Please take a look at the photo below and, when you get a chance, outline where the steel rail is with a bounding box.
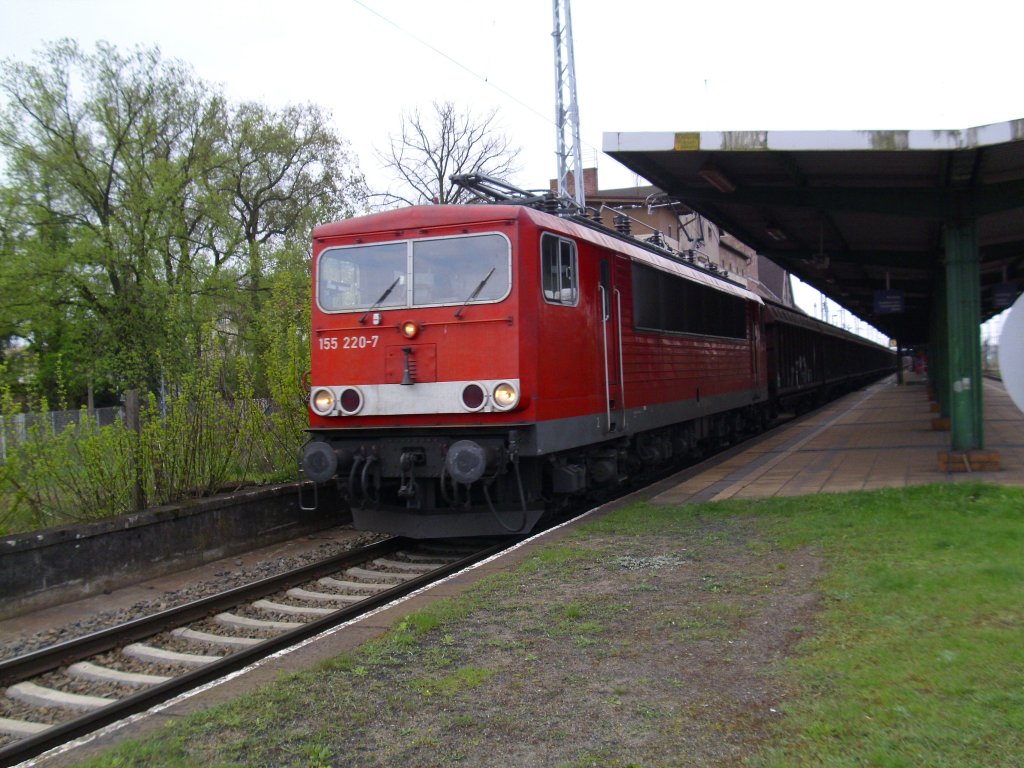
[0,537,510,766]
[0,537,398,688]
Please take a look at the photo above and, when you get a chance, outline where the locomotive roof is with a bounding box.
[314,205,762,305]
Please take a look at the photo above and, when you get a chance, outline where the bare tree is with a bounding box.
[376,101,521,207]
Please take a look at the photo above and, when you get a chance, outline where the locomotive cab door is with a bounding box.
[599,256,628,433]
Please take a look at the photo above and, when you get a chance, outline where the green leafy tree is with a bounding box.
[0,40,368,403]
[208,101,368,393]
[0,40,374,530]
[0,40,227,395]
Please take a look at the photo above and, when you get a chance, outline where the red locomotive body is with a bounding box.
[302,203,771,537]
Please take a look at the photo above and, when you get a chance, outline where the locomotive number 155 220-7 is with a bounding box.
[317,335,379,351]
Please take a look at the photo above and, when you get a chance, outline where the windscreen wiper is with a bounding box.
[359,276,402,324]
[454,267,496,319]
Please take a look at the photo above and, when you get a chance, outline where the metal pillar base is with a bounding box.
[938,450,1000,472]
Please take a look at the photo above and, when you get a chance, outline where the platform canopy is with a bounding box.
[603,120,1024,344]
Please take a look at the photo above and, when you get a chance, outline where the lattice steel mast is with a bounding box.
[552,0,585,210]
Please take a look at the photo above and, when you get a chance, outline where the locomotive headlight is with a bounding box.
[492,382,519,410]
[339,387,364,415]
[400,320,420,339]
[311,387,336,415]
[461,383,486,412]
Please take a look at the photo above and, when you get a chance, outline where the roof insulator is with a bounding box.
[541,193,561,214]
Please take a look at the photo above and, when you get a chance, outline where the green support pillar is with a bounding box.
[943,219,984,451]
[930,274,949,416]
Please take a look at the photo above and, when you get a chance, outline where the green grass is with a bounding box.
[75,483,1023,767]
[739,483,1024,767]
[411,665,494,698]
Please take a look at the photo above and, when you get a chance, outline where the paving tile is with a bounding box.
[652,376,1024,505]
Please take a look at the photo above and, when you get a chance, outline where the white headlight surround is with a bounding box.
[311,387,337,415]
[492,381,519,411]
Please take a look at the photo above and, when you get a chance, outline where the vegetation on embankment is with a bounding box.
[0,357,307,535]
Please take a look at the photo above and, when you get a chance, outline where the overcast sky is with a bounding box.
[2,0,1019,340]
[2,0,1020,194]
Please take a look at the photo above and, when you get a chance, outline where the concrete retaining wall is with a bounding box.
[1,483,348,619]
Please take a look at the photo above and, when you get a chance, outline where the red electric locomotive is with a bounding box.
[301,198,771,537]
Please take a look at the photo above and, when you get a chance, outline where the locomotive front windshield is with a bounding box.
[317,233,510,312]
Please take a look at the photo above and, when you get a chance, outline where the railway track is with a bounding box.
[0,536,510,766]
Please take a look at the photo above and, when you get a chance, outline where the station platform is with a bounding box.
[653,374,1024,506]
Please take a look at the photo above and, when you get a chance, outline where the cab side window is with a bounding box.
[541,233,578,305]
